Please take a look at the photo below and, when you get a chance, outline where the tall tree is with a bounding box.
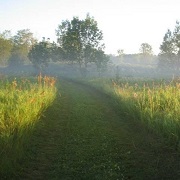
[158,29,176,69]
[117,49,124,63]
[0,35,12,66]
[28,38,52,73]
[56,17,82,64]
[173,21,180,70]
[0,30,12,39]
[139,43,153,64]
[139,43,153,55]
[56,14,107,75]
[9,29,37,66]
[50,41,64,62]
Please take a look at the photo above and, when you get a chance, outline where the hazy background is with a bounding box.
[1,0,180,55]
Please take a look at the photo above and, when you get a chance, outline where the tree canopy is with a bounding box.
[28,38,53,72]
[159,21,180,70]
[0,36,12,66]
[9,29,37,66]
[56,14,108,75]
[139,43,153,55]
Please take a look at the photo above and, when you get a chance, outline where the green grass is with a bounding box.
[86,77,180,147]
[1,77,180,179]
[0,75,56,177]
[14,79,180,179]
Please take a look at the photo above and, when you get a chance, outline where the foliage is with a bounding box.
[9,29,36,66]
[159,21,180,70]
[139,43,153,55]
[117,49,124,63]
[50,41,64,62]
[0,75,56,176]
[0,36,13,66]
[28,38,52,72]
[139,43,154,64]
[13,79,180,179]
[173,21,180,69]
[87,77,180,146]
[56,14,108,75]
[159,29,176,69]
[0,30,12,39]
[58,17,83,64]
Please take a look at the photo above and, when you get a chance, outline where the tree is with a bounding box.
[56,14,107,75]
[117,49,124,63]
[0,36,12,66]
[139,43,153,55]
[28,38,52,73]
[158,29,176,69]
[0,30,12,39]
[56,17,83,64]
[9,29,37,66]
[173,21,180,70]
[139,43,153,64]
[94,49,109,76]
[50,41,64,62]
[158,21,180,71]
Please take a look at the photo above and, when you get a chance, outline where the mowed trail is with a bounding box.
[18,79,180,180]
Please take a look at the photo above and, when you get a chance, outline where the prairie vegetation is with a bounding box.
[0,12,180,179]
[0,74,56,176]
[15,79,180,179]
[87,77,180,147]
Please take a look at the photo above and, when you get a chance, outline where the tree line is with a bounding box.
[159,21,180,71]
[0,14,108,76]
[0,29,36,66]
[117,21,180,71]
[0,15,180,74]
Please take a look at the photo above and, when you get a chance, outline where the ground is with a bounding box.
[15,79,180,180]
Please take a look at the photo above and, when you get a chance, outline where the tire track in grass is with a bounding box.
[17,79,180,180]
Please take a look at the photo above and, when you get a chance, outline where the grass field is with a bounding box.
[87,77,180,147]
[0,74,56,176]
[0,76,180,179]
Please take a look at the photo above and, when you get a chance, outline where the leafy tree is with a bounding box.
[9,29,36,66]
[93,49,109,76]
[158,29,176,69]
[81,14,104,65]
[56,14,107,75]
[139,43,153,55]
[0,31,13,66]
[50,41,64,62]
[139,43,153,64]
[0,30,12,39]
[28,38,52,73]
[158,21,180,71]
[117,49,124,63]
[56,17,82,64]
[173,21,180,70]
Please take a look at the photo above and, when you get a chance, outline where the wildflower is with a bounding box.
[133,93,138,98]
[12,79,17,88]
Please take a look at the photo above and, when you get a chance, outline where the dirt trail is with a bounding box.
[18,79,180,180]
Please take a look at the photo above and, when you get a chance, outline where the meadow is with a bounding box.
[0,74,57,176]
[0,62,179,178]
[87,77,180,147]
[0,71,180,179]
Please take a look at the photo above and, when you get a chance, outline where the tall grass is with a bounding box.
[112,78,180,145]
[87,77,180,147]
[0,74,57,176]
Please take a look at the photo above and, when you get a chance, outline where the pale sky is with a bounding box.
[0,0,180,55]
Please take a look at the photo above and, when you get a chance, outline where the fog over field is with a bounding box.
[0,1,180,79]
[0,1,180,179]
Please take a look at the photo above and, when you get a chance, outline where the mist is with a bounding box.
[0,55,179,81]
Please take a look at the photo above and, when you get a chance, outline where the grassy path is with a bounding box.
[17,79,180,179]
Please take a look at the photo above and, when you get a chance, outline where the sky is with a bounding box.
[0,0,180,55]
